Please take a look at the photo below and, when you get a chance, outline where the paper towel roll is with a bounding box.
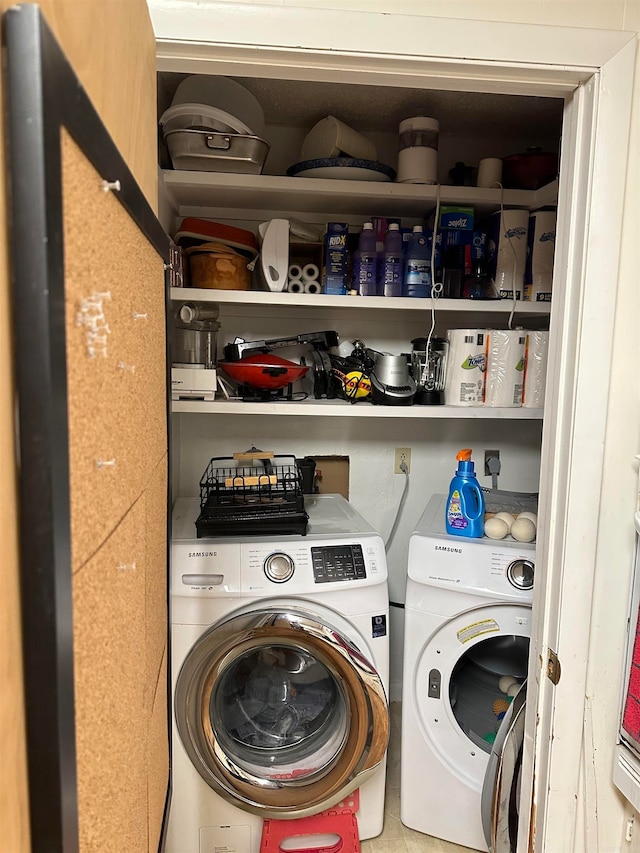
[488,209,529,300]
[444,329,489,406]
[476,157,503,188]
[288,264,302,280]
[524,211,556,302]
[523,330,549,408]
[304,280,321,294]
[484,329,527,407]
[302,263,320,282]
[287,279,304,293]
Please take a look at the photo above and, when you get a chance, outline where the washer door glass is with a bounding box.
[449,635,529,755]
[174,606,388,818]
[212,644,348,780]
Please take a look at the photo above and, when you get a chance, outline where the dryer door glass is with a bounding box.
[174,606,389,818]
[449,635,529,754]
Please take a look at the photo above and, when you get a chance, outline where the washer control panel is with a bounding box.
[264,552,295,583]
[311,544,366,583]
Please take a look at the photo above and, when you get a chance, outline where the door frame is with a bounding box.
[149,4,636,849]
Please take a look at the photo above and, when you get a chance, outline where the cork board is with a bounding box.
[145,453,169,709]
[73,497,148,853]
[61,130,167,572]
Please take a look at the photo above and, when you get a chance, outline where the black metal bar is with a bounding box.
[3,5,171,850]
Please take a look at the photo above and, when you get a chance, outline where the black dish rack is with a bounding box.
[196,454,309,538]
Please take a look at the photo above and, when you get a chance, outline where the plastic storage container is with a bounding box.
[397,116,439,184]
[382,223,403,297]
[404,226,432,297]
[353,222,379,296]
[445,449,485,538]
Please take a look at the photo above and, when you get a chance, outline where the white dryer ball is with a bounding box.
[499,675,517,694]
[484,517,510,540]
[517,511,538,527]
[494,511,515,531]
[511,517,536,543]
[507,682,521,698]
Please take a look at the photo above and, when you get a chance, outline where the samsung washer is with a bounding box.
[166,494,390,853]
[401,495,534,852]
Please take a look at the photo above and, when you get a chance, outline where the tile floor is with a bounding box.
[361,703,470,853]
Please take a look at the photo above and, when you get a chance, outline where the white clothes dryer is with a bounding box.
[401,495,534,852]
[166,494,390,853]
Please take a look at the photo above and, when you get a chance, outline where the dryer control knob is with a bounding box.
[264,552,295,583]
[506,558,535,590]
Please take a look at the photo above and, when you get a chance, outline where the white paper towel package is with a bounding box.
[523,330,550,408]
[524,211,556,302]
[488,209,529,300]
[444,329,489,406]
[484,329,527,407]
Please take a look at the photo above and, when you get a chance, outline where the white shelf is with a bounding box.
[170,287,552,317]
[172,398,543,419]
[162,170,558,219]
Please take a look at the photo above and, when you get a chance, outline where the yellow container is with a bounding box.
[186,242,252,290]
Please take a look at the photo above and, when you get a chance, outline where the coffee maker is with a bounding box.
[171,302,220,401]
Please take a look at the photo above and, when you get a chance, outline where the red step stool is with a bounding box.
[260,790,360,853]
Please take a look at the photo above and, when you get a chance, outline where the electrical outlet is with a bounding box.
[484,449,500,476]
[394,447,411,474]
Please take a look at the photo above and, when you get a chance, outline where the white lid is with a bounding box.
[171,76,265,138]
[301,115,377,161]
[388,223,400,231]
[159,102,252,135]
[399,116,439,133]
[412,225,424,232]
[363,221,374,230]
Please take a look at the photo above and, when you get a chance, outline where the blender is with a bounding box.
[411,337,448,405]
[171,302,220,401]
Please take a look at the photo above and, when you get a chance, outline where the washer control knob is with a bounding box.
[506,558,535,590]
[264,553,295,583]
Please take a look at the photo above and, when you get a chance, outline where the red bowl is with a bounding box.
[220,353,309,390]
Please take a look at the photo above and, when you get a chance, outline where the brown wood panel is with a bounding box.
[73,497,148,853]
[0,0,157,847]
[145,454,169,709]
[62,131,167,572]
[148,649,168,853]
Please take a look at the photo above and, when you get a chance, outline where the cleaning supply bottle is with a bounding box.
[445,448,485,537]
[404,225,432,298]
[352,221,379,296]
[382,223,403,297]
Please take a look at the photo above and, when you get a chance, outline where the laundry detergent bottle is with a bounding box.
[445,448,485,538]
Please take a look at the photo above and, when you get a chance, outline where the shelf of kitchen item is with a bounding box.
[170,287,552,317]
[172,399,543,419]
[162,170,558,219]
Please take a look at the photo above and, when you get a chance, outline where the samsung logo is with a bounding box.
[435,545,463,554]
[188,551,217,558]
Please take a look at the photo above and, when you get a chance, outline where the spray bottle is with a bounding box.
[445,448,485,538]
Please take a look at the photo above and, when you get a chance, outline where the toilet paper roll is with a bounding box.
[484,329,527,407]
[444,329,489,406]
[287,279,304,293]
[476,157,503,188]
[304,280,321,294]
[288,264,302,280]
[302,263,319,282]
[524,211,556,302]
[488,209,529,300]
[523,330,549,408]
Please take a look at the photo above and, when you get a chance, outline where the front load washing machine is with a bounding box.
[400,495,535,852]
[167,494,390,853]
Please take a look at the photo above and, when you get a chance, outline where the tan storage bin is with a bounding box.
[186,242,252,290]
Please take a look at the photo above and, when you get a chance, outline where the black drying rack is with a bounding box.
[196,453,308,538]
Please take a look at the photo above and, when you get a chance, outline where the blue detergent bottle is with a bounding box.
[445,448,485,538]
